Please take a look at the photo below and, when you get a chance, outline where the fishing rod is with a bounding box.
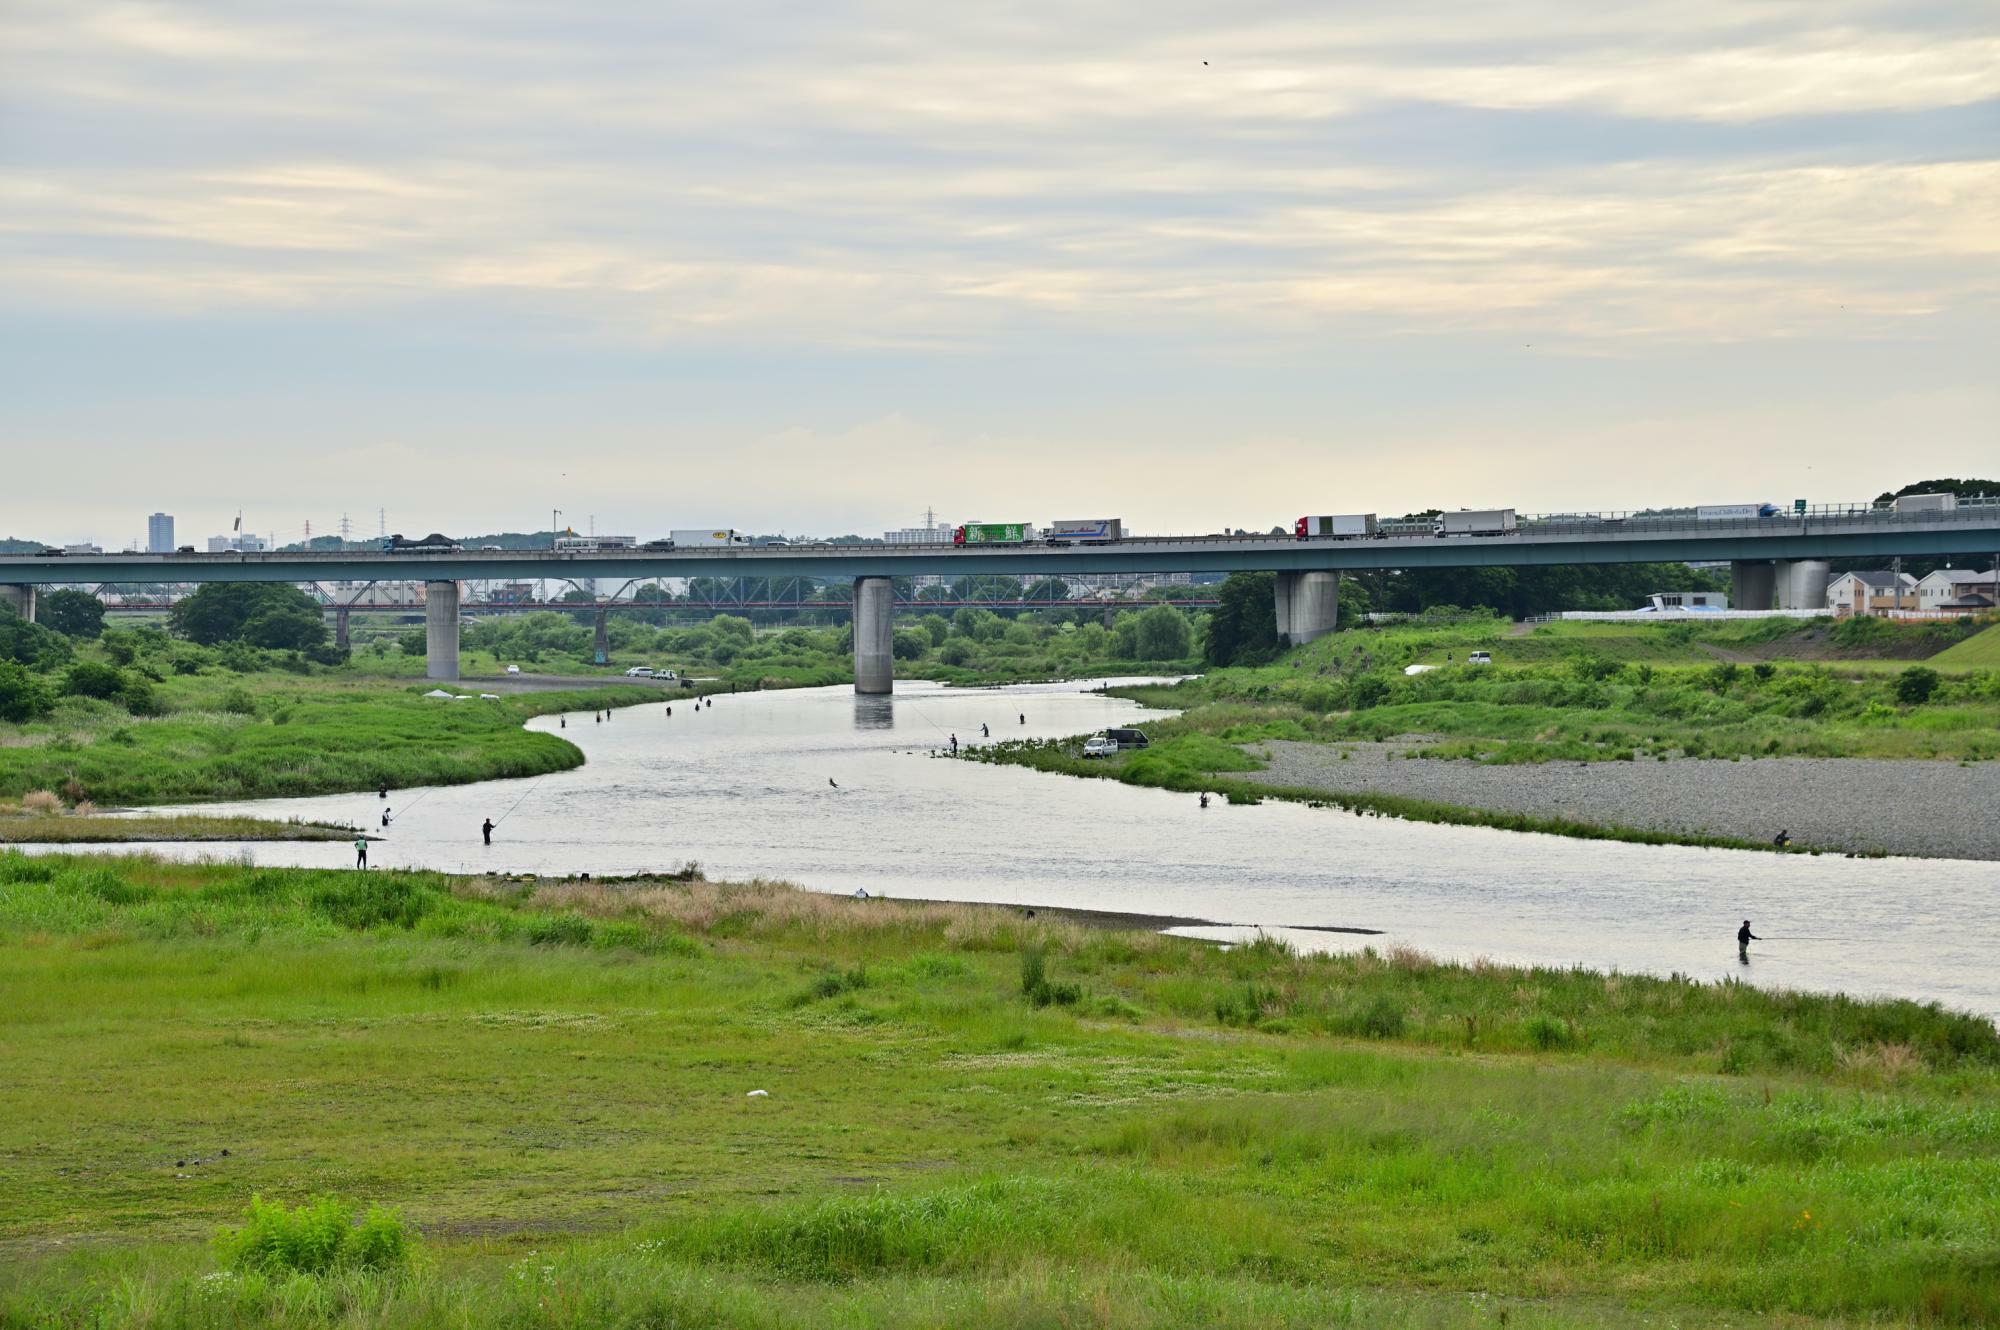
[490,773,550,828]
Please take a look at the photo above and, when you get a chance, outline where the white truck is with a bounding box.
[1045,518,1123,544]
[1295,514,1377,540]
[1437,509,1518,537]
[1696,503,1780,520]
[667,529,753,548]
[1893,492,1957,515]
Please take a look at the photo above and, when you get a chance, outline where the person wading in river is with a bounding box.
[1738,919,1760,962]
[482,817,494,846]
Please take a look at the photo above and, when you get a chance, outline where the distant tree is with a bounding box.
[170,583,326,647]
[396,628,428,656]
[709,614,755,647]
[38,590,106,639]
[891,629,930,661]
[1876,478,2000,503]
[919,614,950,647]
[1023,577,1069,604]
[240,602,328,652]
[1203,572,1279,666]
[1132,605,1194,661]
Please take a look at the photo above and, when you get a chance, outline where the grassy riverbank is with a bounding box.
[2,852,1996,1328]
[0,808,353,843]
[0,672,659,809]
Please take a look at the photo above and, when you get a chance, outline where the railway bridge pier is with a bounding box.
[0,585,34,622]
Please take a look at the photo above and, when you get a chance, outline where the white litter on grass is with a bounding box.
[1403,664,1438,676]
[745,1089,769,1098]
[422,689,457,698]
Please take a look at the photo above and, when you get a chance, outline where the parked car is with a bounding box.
[1081,734,1119,759]
[1467,651,1493,665]
[624,666,655,677]
[505,664,521,675]
[1105,727,1150,750]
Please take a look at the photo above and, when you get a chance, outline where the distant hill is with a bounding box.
[1,538,48,553]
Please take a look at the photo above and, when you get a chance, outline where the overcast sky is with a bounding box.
[3,0,1996,546]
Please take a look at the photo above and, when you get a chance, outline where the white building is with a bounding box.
[206,533,270,553]
[1643,590,1728,611]
[884,525,954,545]
[1827,570,1916,612]
[1916,568,1999,612]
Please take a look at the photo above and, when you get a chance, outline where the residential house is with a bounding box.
[1826,570,1916,613]
[1915,568,1999,613]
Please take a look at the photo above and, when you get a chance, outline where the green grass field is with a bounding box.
[1,853,1996,1328]
[0,673,659,807]
[1932,623,2000,668]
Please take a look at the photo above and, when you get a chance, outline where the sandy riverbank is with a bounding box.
[1241,740,2000,861]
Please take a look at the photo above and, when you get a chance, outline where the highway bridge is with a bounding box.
[7,499,1999,691]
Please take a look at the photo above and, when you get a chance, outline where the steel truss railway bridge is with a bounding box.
[7,499,1999,692]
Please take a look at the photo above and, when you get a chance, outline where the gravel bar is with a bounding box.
[1242,741,2000,862]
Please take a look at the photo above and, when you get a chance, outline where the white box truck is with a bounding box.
[1696,503,1780,520]
[1893,492,1957,515]
[668,529,752,547]
[1295,514,1378,540]
[1438,509,1517,537]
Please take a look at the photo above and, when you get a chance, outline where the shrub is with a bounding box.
[1344,994,1406,1038]
[0,660,55,722]
[215,1194,412,1276]
[61,661,126,700]
[1525,1014,1574,1050]
[1896,666,1941,706]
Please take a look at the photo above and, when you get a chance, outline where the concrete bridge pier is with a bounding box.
[0,585,34,622]
[334,607,351,650]
[1276,571,1338,645]
[424,580,460,681]
[1776,559,1831,611]
[854,576,894,695]
[593,608,609,666]
[1730,562,1776,612]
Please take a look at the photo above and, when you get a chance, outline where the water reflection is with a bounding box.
[852,695,895,730]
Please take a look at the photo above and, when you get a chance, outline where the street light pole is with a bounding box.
[551,509,562,551]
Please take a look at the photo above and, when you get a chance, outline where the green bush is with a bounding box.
[215,1193,412,1275]
[1896,666,1941,706]
[0,660,54,722]
[62,661,126,700]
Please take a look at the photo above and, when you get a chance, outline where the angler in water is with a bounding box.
[1738,919,1761,961]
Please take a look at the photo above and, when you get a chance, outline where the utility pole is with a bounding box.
[551,509,562,550]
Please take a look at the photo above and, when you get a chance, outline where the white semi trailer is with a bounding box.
[1438,509,1518,537]
[1294,514,1378,539]
[667,529,753,548]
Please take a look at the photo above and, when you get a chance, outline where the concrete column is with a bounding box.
[1273,572,1298,645]
[854,576,894,695]
[424,580,460,682]
[334,607,351,650]
[1730,562,1776,612]
[1775,560,1831,611]
[0,585,34,622]
[1291,571,1340,644]
[592,608,609,666]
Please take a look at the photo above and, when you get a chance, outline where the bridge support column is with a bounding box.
[593,608,609,666]
[424,580,460,682]
[1275,571,1337,645]
[0,585,34,622]
[854,576,893,695]
[1730,562,1776,612]
[1274,572,1297,644]
[334,607,350,650]
[1775,559,1831,611]
[1291,571,1339,645]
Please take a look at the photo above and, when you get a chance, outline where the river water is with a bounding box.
[44,680,2000,1018]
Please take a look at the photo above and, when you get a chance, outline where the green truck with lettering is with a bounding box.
[953,522,1030,546]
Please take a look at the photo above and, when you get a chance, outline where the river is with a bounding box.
[41,679,2000,1018]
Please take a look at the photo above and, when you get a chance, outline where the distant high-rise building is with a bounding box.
[147,512,175,552]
